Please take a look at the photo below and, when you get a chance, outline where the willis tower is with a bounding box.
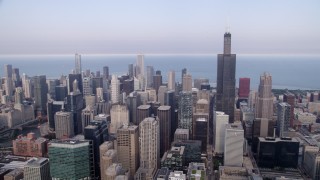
[216,30,236,123]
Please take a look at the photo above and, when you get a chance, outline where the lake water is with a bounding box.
[0,54,319,90]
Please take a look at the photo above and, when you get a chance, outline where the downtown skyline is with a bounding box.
[0,0,319,54]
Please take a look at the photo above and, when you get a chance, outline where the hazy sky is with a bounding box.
[0,0,319,54]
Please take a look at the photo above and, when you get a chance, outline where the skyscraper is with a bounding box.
[224,123,244,167]
[238,77,250,98]
[34,75,48,114]
[110,104,129,134]
[136,117,160,179]
[4,64,13,97]
[117,125,139,179]
[146,66,154,88]
[168,71,176,91]
[68,73,83,94]
[136,54,144,77]
[103,66,109,80]
[277,102,291,137]
[181,68,187,86]
[255,72,273,120]
[213,111,229,154]
[49,140,92,179]
[157,106,171,157]
[153,70,162,94]
[136,105,151,125]
[75,53,82,74]
[55,110,74,139]
[216,31,236,123]
[178,91,193,133]
[283,92,295,127]
[182,74,192,92]
[111,75,120,104]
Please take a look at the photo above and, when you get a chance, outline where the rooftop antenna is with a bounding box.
[226,17,230,33]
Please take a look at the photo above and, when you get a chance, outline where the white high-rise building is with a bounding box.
[213,111,229,154]
[224,123,244,167]
[168,71,175,91]
[22,73,32,98]
[136,54,144,77]
[136,117,160,179]
[110,104,129,134]
[96,87,104,101]
[75,53,82,74]
[111,75,120,104]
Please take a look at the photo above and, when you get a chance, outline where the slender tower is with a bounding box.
[75,53,82,74]
[216,30,236,123]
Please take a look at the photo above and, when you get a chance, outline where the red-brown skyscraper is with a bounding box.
[239,78,250,98]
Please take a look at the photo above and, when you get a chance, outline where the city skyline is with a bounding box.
[0,1,319,54]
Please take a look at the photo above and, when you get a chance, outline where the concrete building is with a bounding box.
[48,139,92,180]
[101,150,118,180]
[137,117,160,179]
[277,102,291,137]
[136,105,151,126]
[105,163,125,180]
[216,31,236,123]
[117,125,139,179]
[302,145,320,180]
[168,71,175,91]
[224,123,244,167]
[213,111,229,154]
[283,92,295,127]
[255,72,273,120]
[157,86,168,105]
[174,129,189,141]
[82,77,93,96]
[81,106,97,132]
[153,71,162,94]
[146,88,157,102]
[54,111,74,139]
[24,158,50,180]
[157,106,171,157]
[146,66,154,88]
[111,75,120,104]
[110,104,129,134]
[238,78,250,99]
[12,133,48,157]
[182,74,192,92]
[136,54,145,77]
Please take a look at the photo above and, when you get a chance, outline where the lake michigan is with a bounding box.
[0,54,319,90]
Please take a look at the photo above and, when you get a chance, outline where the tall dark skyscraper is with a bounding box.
[34,75,48,115]
[216,31,236,123]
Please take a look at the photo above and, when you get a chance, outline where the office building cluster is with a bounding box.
[0,31,319,180]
